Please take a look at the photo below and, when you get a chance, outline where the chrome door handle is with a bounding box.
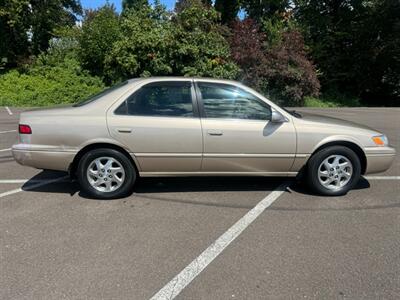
[207,130,223,136]
[117,128,132,133]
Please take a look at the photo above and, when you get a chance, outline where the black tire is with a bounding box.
[77,148,136,199]
[307,146,361,196]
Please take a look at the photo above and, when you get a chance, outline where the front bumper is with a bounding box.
[364,146,396,174]
[12,145,76,171]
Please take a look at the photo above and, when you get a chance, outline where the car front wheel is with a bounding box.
[77,148,136,199]
[307,146,361,196]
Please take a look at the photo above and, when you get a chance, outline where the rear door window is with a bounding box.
[115,81,194,117]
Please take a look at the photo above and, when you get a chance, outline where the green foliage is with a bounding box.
[294,0,400,105]
[171,0,239,78]
[105,1,238,81]
[241,0,289,22]
[1,0,398,107]
[215,0,240,24]
[104,5,174,80]
[0,0,81,66]
[0,48,105,107]
[0,0,31,67]
[78,5,121,82]
[122,0,149,11]
[304,95,360,108]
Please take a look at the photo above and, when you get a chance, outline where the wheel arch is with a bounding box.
[69,143,140,177]
[308,141,367,175]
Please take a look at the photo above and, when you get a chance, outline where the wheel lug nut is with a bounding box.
[107,170,111,173]
[104,178,107,181]
[109,175,112,178]
[101,169,105,172]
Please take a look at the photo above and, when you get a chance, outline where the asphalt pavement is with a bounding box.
[0,106,399,299]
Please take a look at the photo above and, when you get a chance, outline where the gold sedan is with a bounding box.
[12,77,396,199]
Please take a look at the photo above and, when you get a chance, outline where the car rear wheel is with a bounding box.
[77,148,136,199]
[307,146,361,196]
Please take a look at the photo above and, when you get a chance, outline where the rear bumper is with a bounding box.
[364,146,396,174]
[12,145,76,171]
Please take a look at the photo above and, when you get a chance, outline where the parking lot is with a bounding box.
[1,106,399,299]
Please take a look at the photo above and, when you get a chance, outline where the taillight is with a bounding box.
[19,124,32,134]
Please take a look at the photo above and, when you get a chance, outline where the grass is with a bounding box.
[304,95,361,108]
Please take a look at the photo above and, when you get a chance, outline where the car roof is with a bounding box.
[127,76,242,86]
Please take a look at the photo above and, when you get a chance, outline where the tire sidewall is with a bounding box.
[77,148,136,199]
[307,146,361,196]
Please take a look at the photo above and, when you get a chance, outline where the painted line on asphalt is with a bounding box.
[0,130,17,134]
[150,182,290,300]
[365,176,400,180]
[0,179,32,184]
[0,176,69,198]
[0,148,11,152]
[5,106,13,115]
[0,179,70,184]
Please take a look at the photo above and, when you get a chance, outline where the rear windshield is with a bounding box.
[73,81,128,107]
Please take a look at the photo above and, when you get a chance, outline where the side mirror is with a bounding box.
[270,111,287,123]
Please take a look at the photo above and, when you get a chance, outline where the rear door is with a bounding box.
[196,81,296,173]
[107,80,203,173]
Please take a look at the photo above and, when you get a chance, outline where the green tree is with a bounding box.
[171,0,239,78]
[122,0,148,11]
[106,1,238,81]
[104,4,173,80]
[241,0,289,22]
[294,0,400,105]
[0,0,31,68]
[215,0,240,24]
[30,0,82,55]
[78,4,121,82]
[0,0,81,66]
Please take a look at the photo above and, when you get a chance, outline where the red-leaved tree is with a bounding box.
[230,18,320,106]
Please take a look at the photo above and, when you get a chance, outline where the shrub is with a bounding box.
[229,19,266,87]
[0,58,105,107]
[261,30,320,106]
[230,19,319,106]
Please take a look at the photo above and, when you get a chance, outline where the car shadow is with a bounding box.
[21,170,371,200]
[289,176,371,196]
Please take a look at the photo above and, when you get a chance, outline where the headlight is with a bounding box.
[372,134,389,146]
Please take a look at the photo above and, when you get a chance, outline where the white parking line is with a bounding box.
[365,176,400,180]
[0,130,17,134]
[0,179,31,184]
[0,148,11,152]
[5,106,13,115]
[0,179,71,184]
[150,182,289,300]
[0,176,69,198]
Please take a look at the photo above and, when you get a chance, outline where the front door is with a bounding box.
[196,81,296,174]
[107,80,202,173]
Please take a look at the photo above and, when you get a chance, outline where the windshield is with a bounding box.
[73,81,128,107]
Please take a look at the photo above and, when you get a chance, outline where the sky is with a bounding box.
[80,0,177,12]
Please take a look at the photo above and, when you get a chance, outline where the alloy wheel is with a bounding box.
[86,156,126,193]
